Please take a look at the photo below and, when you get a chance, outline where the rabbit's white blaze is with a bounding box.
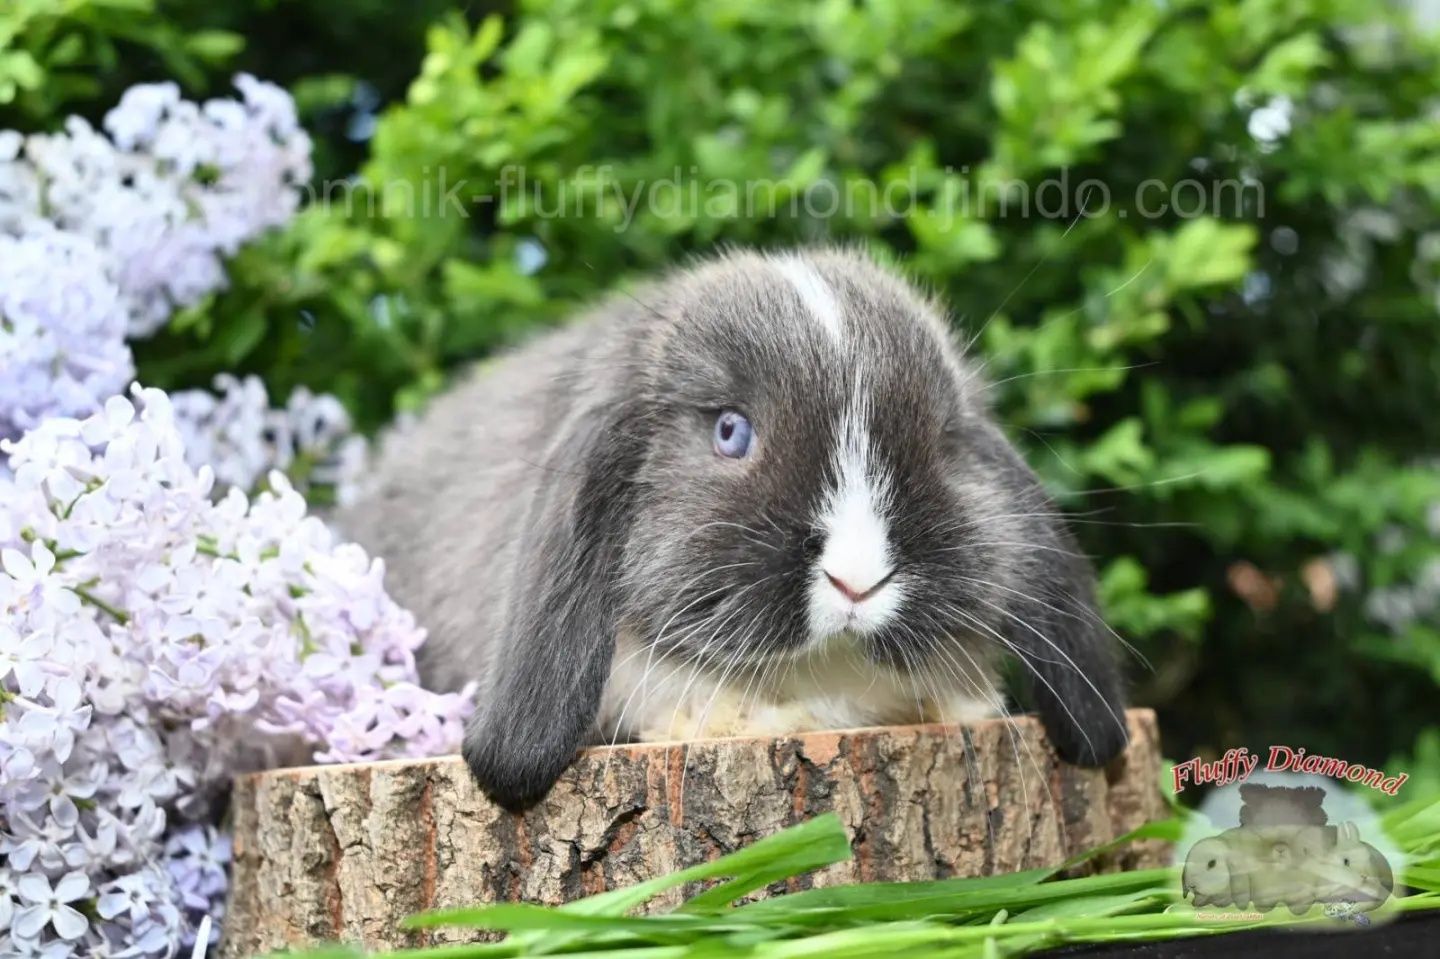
[773,255,844,342]
[808,404,902,641]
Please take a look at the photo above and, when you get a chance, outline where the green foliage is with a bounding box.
[0,0,456,178]
[0,0,239,118]
[289,799,1440,957]
[6,0,1440,783]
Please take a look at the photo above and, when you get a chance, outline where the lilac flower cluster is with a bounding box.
[172,375,368,505]
[0,227,133,440]
[0,76,310,441]
[0,387,474,955]
[1,76,311,337]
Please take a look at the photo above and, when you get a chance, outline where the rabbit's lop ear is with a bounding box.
[966,424,1128,767]
[462,401,647,809]
[979,429,1134,766]
[1012,525,1129,767]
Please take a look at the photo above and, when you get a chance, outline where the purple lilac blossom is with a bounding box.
[0,76,311,446]
[1,78,438,957]
[171,374,367,506]
[1,76,312,339]
[0,386,474,955]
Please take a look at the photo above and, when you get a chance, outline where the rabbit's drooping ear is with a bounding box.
[462,402,647,809]
[1010,546,1129,767]
[973,425,1129,766]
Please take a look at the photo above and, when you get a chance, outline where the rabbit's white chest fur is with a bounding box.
[602,630,1000,743]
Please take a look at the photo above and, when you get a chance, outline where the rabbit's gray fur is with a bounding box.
[338,247,1127,808]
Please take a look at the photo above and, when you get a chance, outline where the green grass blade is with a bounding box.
[1054,814,1189,871]
[404,904,722,936]
[401,814,851,956]
[735,867,1175,927]
[407,814,851,932]
[1007,889,1173,923]
[386,936,530,957]
[1402,864,1440,892]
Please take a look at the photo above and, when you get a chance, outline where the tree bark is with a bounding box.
[222,709,1168,956]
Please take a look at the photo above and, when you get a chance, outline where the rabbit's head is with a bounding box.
[1182,836,1235,906]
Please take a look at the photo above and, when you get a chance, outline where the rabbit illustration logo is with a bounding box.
[1180,784,1395,917]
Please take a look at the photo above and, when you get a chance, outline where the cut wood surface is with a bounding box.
[222,709,1168,956]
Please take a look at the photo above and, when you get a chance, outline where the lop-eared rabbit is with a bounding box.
[339,248,1127,808]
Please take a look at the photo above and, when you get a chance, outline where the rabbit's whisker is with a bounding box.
[956,574,1148,670]
[906,632,1017,850]
[927,507,1195,536]
[970,594,1128,743]
[661,573,781,740]
[979,362,1155,393]
[936,540,1092,561]
[910,623,1055,822]
[606,561,766,742]
[610,560,757,672]
[937,600,1102,762]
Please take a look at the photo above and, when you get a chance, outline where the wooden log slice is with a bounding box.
[222,709,1168,955]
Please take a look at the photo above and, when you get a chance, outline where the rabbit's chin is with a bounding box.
[598,629,1001,744]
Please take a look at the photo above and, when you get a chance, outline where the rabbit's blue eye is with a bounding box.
[713,410,753,458]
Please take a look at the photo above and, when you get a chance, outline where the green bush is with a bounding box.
[0,1,228,119]
[7,0,1440,788]
[0,0,460,176]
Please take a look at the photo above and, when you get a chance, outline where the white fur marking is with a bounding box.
[807,400,901,639]
[775,256,844,342]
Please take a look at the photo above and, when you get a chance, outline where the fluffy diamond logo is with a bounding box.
[1176,772,1401,927]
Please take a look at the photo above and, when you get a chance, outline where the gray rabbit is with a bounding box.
[337,248,1128,807]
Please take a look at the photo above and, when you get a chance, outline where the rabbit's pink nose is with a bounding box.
[825,569,893,604]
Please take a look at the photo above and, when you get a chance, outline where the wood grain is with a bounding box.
[222,709,1167,955]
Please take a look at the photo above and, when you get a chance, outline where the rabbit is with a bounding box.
[1183,824,1331,913]
[1312,821,1394,909]
[1243,824,1335,913]
[1181,836,1236,907]
[337,247,1129,808]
